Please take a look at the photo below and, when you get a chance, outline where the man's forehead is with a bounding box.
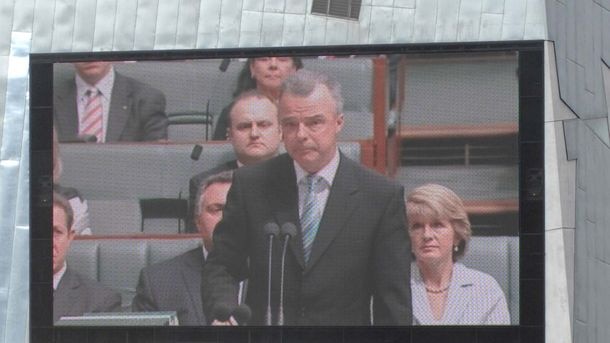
[231,98,277,120]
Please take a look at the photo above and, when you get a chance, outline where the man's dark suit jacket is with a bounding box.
[53,268,121,323]
[202,153,412,325]
[132,247,206,325]
[187,160,239,232]
[54,72,168,142]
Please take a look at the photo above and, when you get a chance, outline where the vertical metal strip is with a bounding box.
[0,31,30,343]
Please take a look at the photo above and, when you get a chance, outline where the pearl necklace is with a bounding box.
[425,285,450,294]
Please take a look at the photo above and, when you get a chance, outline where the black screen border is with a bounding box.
[29,41,545,343]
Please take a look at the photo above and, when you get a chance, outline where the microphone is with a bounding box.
[232,304,252,325]
[212,303,233,322]
[263,222,279,325]
[277,222,297,325]
[190,144,203,161]
[219,58,231,72]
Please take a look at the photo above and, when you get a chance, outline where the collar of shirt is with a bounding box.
[293,148,340,187]
[53,262,67,290]
[75,66,115,100]
[202,244,209,261]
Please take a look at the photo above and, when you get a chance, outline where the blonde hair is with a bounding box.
[405,183,471,261]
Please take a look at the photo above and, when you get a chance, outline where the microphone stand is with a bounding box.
[278,222,297,325]
[263,222,279,325]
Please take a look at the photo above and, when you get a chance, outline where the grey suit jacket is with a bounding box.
[53,268,122,323]
[202,152,412,325]
[132,247,206,326]
[411,262,510,325]
[54,72,168,142]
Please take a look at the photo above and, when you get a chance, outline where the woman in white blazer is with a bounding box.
[405,184,510,325]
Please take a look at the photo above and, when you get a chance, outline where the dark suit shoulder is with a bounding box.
[142,247,203,278]
[62,268,122,310]
[67,269,119,296]
[114,72,165,98]
[190,160,238,188]
[342,155,402,193]
[234,153,292,180]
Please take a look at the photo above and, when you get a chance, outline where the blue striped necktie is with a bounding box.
[301,174,322,263]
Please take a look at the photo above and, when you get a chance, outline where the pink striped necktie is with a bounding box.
[80,88,103,142]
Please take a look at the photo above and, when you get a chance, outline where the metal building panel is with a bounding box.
[196,0,222,48]
[51,0,75,52]
[394,0,416,8]
[218,0,243,48]
[133,0,160,50]
[413,0,437,42]
[354,4,372,43]
[303,14,327,45]
[282,13,306,46]
[0,31,29,343]
[435,0,459,42]
[91,0,118,51]
[0,0,15,56]
[501,0,526,40]
[575,0,591,67]
[285,0,307,14]
[4,226,28,343]
[480,13,503,41]
[71,0,99,51]
[113,0,138,50]
[482,0,504,14]
[457,0,482,42]
[604,9,610,64]
[391,7,415,43]
[265,0,286,12]
[369,5,393,43]
[565,0,576,62]
[325,19,349,45]
[373,0,394,6]
[11,0,35,33]
[260,12,285,46]
[243,0,264,11]
[240,10,263,47]
[153,0,181,49]
[524,0,547,39]
[0,56,7,141]
[30,0,55,53]
[584,118,610,147]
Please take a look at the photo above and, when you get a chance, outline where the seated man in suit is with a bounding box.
[54,61,168,142]
[132,171,233,325]
[53,191,121,323]
[187,90,282,230]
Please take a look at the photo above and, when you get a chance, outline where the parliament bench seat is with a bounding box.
[66,235,518,323]
[67,236,202,310]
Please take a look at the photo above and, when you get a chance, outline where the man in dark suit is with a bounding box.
[187,90,282,231]
[132,171,233,325]
[202,70,412,326]
[54,61,168,142]
[53,192,121,323]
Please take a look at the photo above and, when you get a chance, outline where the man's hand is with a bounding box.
[211,317,238,325]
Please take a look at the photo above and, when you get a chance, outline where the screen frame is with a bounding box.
[29,41,545,342]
